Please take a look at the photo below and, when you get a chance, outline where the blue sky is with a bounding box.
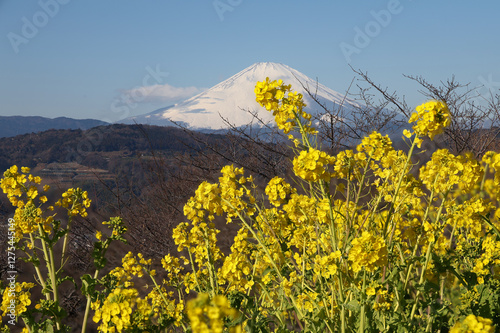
[1,0,499,122]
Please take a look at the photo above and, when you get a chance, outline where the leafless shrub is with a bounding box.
[297,74,402,153]
[351,68,500,157]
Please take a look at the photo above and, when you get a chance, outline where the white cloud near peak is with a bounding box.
[121,83,205,105]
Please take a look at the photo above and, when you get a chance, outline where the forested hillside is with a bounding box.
[0,124,226,176]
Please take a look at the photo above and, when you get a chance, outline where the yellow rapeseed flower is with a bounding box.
[293,148,335,182]
[409,100,450,140]
[187,293,241,333]
[450,314,495,333]
[348,231,388,273]
[0,282,35,317]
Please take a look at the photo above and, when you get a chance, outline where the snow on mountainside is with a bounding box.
[121,62,360,130]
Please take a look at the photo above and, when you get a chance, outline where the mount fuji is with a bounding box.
[121,62,360,130]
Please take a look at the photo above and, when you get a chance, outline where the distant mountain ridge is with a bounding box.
[0,123,227,175]
[0,116,108,138]
[121,62,361,130]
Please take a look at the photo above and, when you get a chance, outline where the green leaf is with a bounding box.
[56,275,76,289]
[345,299,360,312]
[45,323,54,333]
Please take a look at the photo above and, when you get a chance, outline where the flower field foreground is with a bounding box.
[1,79,500,332]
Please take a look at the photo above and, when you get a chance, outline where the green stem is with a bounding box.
[81,269,99,333]
[294,110,313,149]
[149,271,170,313]
[350,157,371,226]
[480,214,500,239]
[149,267,189,332]
[38,227,52,282]
[187,248,202,293]
[318,180,339,252]
[448,218,458,248]
[21,318,32,333]
[359,270,367,333]
[480,164,488,192]
[403,180,440,292]
[28,233,50,300]
[203,228,219,296]
[47,246,59,302]
[60,215,73,269]
[338,273,346,333]
[383,137,418,237]
[425,310,433,332]
[409,197,446,321]
[38,225,61,330]
[47,246,61,330]
[409,239,434,321]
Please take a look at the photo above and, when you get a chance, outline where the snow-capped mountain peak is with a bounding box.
[121,62,358,130]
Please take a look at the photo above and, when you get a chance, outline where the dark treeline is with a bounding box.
[0,124,226,174]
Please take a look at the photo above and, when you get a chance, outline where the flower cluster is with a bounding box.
[348,231,388,273]
[333,149,364,181]
[482,151,500,198]
[313,250,342,279]
[0,166,45,204]
[293,147,336,182]
[409,100,451,139]
[472,233,500,281]
[419,149,483,194]
[92,288,151,333]
[161,253,183,283]
[183,165,255,223]
[219,227,255,292]
[55,187,91,217]
[0,282,35,317]
[0,166,53,237]
[450,314,496,333]
[186,293,241,333]
[265,177,295,207]
[146,286,184,327]
[218,165,256,221]
[102,216,128,240]
[255,78,289,111]
[255,77,314,135]
[121,252,153,278]
[356,131,393,161]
